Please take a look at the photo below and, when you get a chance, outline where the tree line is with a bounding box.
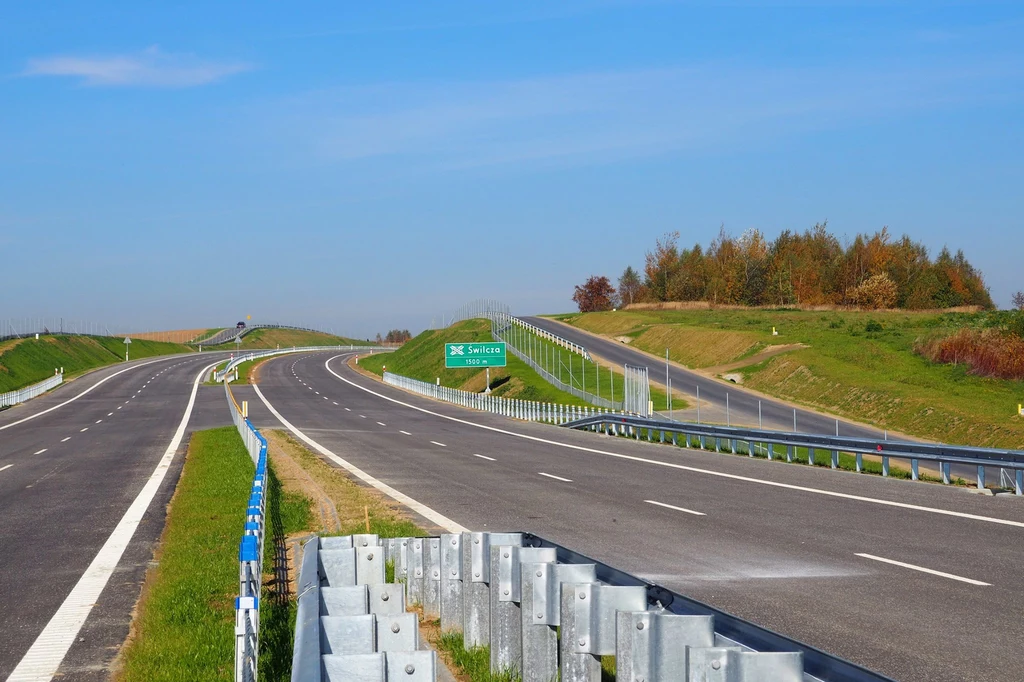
[574,224,995,311]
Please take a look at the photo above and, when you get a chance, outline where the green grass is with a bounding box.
[116,427,255,681]
[555,309,1024,448]
[191,328,227,345]
[116,426,315,681]
[0,335,193,394]
[436,632,519,682]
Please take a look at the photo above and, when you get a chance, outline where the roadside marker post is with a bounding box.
[123,336,131,362]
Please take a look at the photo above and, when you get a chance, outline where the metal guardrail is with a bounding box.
[291,535,437,681]
[215,346,390,383]
[564,413,1024,495]
[384,371,627,423]
[225,380,268,681]
[492,311,592,360]
[292,531,891,682]
[0,371,63,408]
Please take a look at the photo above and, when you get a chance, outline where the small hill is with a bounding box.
[358,320,593,405]
[210,327,371,350]
[0,335,193,394]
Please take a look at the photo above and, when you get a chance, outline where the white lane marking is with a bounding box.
[34,449,47,455]
[360,415,367,419]
[473,454,496,461]
[430,441,447,447]
[400,430,411,435]
[377,422,386,426]
[323,396,328,400]
[60,437,70,443]
[539,472,572,482]
[0,357,170,432]
[855,553,990,586]
[324,356,1024,530]
[645,499,706,516]
[345,408,351,412]
[95,420,102,424]
[5,359,221,682]
[117,406,122,410]
[79,428,88,432]
[333,402,338,405]
[125,401,130,404]
[107,413,113,417]
[251,383,466,533]
[0,464,12,472]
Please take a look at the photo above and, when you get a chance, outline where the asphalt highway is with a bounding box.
[248,351,1024,682]
[0,352,232,682]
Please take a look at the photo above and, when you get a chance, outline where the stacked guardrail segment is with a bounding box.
[378,532,832,682]
[567,412,1024,496]
[291,535,437,681]
[0,371,62,408]
[383,371,627,424]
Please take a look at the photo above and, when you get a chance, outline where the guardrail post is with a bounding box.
[808,447,815,466]
[882,456,890,477]
[911,459,919,481]
[1016,469,1023,496]
[831,450,839,469]
[942,462,951,484]
[856,453,863,472]
[463,532,522,648]
[489,545,557,674]
[977,466,986,491]
[521,562,597,682]
[423,538,441,619]
[560,582,647,682]
[440,534,463,633]
[616,611,714,682]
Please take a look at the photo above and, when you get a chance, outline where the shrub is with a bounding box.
[916,328,1024,380]
[865,320,884,333]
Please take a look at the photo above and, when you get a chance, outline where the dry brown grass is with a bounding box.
[916,329,1024,380]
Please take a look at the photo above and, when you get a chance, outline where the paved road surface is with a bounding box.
[246,351,1024,682]
[0,352,232,681]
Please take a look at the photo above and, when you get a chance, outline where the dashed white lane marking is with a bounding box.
[323,396,328,400]
[95,420,102,424]
[5,359,221,682]
[323,356,1024,530]
[430,441,447,447]
[0,357,169,433]
[855,553,990,586]
[538,472,572,482]
[107,413,113,417]
[399,430,411,435]
[333,402,338,405]
[79,428,88,433]
[117,406,122,410]
[473,454,496,461]
[125,401,130,404]
[377,422,386,427]
[345,408,351,412]
[61,437,71,443]
[645,499,706,516]
[251,383,466,534]
[34,449,47,455]
[0,464,12,472]
[360,415,367,419]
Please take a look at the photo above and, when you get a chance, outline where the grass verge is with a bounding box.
[0,334,193,394]
[207,328,370,351]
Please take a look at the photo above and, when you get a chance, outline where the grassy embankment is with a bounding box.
[358,319,683,409]
[0,335,193,394]
[554,308,1024,449]
[208,327,370,350]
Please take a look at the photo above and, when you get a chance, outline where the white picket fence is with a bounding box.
[0,372,63,408]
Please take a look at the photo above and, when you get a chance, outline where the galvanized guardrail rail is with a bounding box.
[0,370,62,408]
[292,532,893,682]
[564,413,1024,495]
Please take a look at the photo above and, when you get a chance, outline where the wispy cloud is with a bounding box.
[272,57,1023,171]
[24,46,251,87]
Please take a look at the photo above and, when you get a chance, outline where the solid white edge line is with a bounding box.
[0,464,12,472]
[251,383,467,534]
[473,454,496,461]
[5,359,222,682]
[0,357,170,432]
[322,355,1024,530]
[645,499,706,516]
[538,472,573,482]
[855,553,990,586]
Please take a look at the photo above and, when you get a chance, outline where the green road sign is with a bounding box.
[445,342,507,368]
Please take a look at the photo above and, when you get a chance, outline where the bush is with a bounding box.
[916,328,1024,380]
[865,320,884,333]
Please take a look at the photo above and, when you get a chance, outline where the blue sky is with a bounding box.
[2,1,1022,337]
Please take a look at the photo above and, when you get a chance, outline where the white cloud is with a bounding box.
[24,46,251,87]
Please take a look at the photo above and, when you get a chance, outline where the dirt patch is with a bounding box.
[614,336,632,344]
[265,430,341,534]
[703,343,808,375]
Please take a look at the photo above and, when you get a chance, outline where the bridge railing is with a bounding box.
[564,413,1024,494]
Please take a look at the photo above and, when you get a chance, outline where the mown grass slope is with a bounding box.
[211,328,370,350]
[0,335,192,393]
[554,308,1024,448]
